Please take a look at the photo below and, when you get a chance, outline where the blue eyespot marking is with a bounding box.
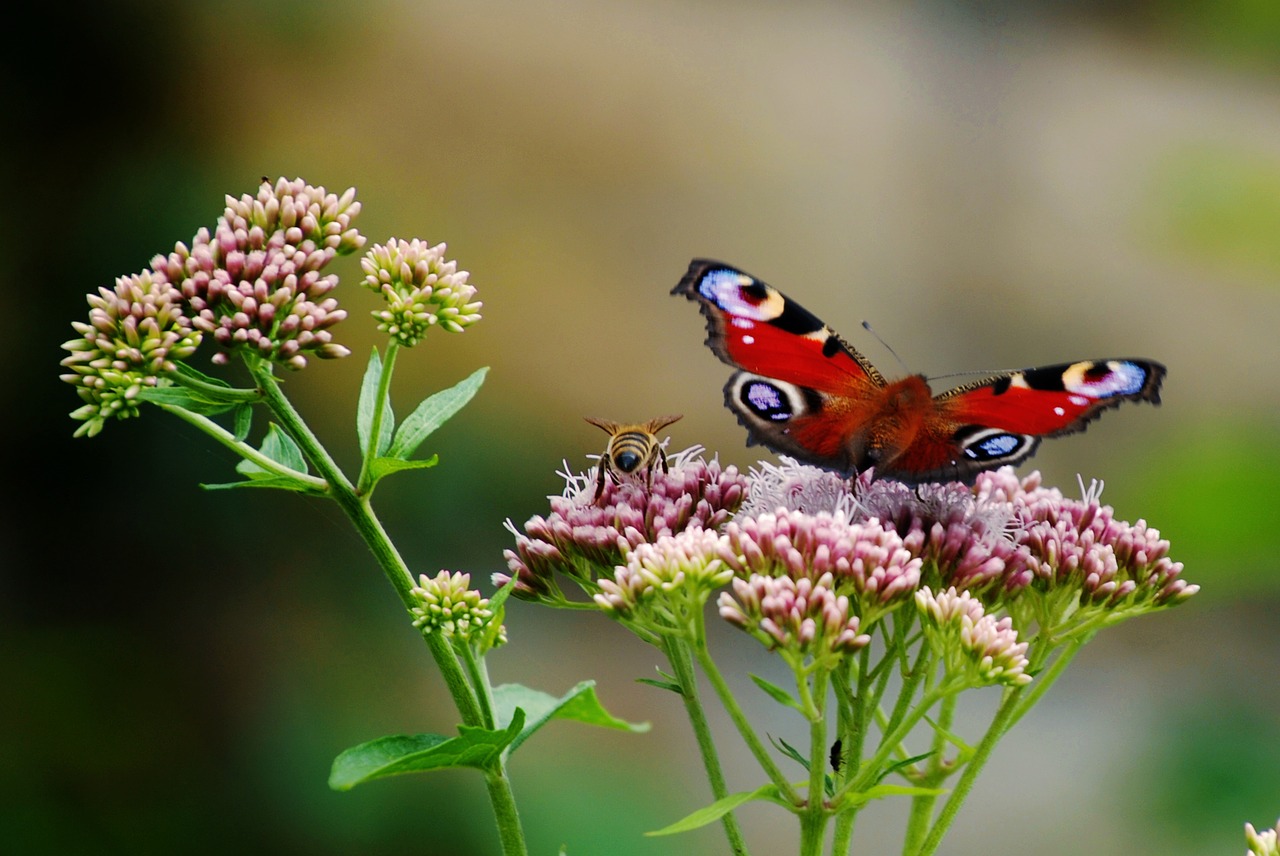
[1071,361,1147,398]
[700,269,777,320]
[962,431,1023,460]
[744,381,792,421]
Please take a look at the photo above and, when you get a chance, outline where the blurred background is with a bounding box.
[6,0,1280,853]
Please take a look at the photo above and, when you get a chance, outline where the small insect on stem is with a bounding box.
[829,738,843,773]
[583,415,683,503]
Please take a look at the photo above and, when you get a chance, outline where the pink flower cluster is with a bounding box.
[916,587,1031,687]
[60,270,203,436]
[498,449,748,598]
[152,177,363,368]
[719,573,871,664]
[505,443,1195,649]
[595,527,734,618]
[984,470,1195,609]
[720,510,922,608]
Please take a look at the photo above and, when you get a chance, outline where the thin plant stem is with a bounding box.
[459,641,497,729]
[901,692,956,854]
[691,610,799,804]
[911,684,1023,856]
[830,647,872,854]
[661,635,751,856]
[484,769,528,856]
[157,402,329,492]
[912,637,1086,856]
[798,669,831,856]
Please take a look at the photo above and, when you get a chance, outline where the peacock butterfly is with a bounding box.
[672,259,1166,485]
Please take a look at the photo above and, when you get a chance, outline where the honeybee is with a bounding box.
[584,415,683,502]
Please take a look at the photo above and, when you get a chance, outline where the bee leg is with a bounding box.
[658,447,670,474]
[593,462,609,503]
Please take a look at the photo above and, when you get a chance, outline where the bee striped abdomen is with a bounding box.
[583,414,684,504]
[610,432,656,473]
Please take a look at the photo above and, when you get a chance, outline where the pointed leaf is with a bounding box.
[137,386,237,415]
[367,455,439,483]
[387,367,488,459]
[329,709,525,791]
[492,681,648,756]
[487,573,520,613]
[768,734,809,770]
[878,751,936,784]
[171,361,233,390]
[750,673,805,713]
[636,677,684,694]
[201,476,321,494]
[236,424,307,477]
[357,349,394,458]
[647,783,789,836]
[832,782,947,811]
[922,714,974,759]
[232,404,253,442]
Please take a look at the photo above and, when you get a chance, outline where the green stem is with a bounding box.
[459,641,496,729]
[831,648,872,854]
[357,341,399,492]
[1007,636,1088,731]
[484,769,528,856]
[911,684,1023,856]
[168,369,264,402]
[691,612,799,804]
[245,358,528,856]
[902,693,956,853]
[843,684,949,799]
[912,638,1086,856]
[662,636,751,856]
[157,403,328,491]
[798,670,831,856]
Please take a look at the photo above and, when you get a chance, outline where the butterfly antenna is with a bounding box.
[860,320,911,375]
[926,367,1017,382]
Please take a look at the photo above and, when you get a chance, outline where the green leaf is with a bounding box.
[832,782,947,811]
[768,734,809,770]
[878,751,936,785]
[636,677,684,694]
[357,348,394,458]
[201,476,321,494]
[328,709,526,791]
[387,366,488,460]
[137,386,237,415]
[171,361,233,390]
[232,404,253,442]
[637,666,683,695]
[366,455,439,483]
[236,424,308,477]
[491,681,648,756]
[751,673,805,713]
[487,573,520,613]
[647,783,790,836]
[922,714,974,760]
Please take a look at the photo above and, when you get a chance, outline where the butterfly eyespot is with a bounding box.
[743,381,793,421]
[957,428,1031,462]
[700,270,782,320]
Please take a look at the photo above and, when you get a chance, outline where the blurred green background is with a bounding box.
[7,1,1280,853]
